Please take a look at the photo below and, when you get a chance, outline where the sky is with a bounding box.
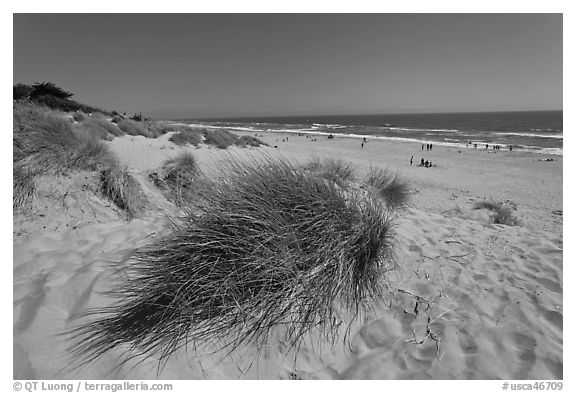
[13,13,562,119]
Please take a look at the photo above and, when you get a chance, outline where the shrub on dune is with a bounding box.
[111,115,124,124]
[68,156,396,367]
[363,168,410,210]
[204,129,239,149]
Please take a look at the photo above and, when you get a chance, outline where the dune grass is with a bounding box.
[99,166,143,218]
[69,156,397,367]
[234,135,267,148]
[77,117,123,140]
[204,129,239,149]
[168,129,203,147]
[149,152,202,206]
[302,157,356,188]
[363,168,410,210]
[116,119,154,138]
[473,201,519,226]
[13,101,116,212]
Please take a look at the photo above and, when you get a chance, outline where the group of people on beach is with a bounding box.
[410,155,434,168]
[422,143,433,151]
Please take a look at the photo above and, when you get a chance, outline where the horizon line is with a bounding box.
[164,108,563,121]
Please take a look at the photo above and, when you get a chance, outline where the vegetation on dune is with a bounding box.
[149,152,202,206]
[234,135,267,148]
[13,101,116,212]
[111,115,124,124]
[473,201,519,226]
[69,156,400,367]
[168,129,204,147]
[115,119,171,139]
[76,117,124,140]
[17,82,111,115]
[302,157,356,188]
[115,119,153,138]
[100,166,144,218]
[363,167,410,210]
[13,83,33,100]
[72,111,88,122]
[204,129,239,149]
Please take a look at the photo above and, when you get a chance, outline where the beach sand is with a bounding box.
[13,131,563,379]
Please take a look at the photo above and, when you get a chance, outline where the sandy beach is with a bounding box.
[13,131,562,379]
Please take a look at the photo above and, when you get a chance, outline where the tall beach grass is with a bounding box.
[149,152,202,206]
[69,156,399,367]
[363,167,410,210]
[13,102,116,211]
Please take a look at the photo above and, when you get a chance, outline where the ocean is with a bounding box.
[178,110,563,155]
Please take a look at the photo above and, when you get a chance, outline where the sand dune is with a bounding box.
[13,132,562,379]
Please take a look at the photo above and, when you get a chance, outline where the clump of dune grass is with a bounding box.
[68,156,396,367]
[234,135,267,148]
[473,201,519,226]
[302,157,356,188]
[99,165,143,218]
[149,152,201,205]
[168,130,203,147]
[13,163,39,212]
[116,119,154,138]
[13,101,116,212]
[77,117,123,140]
[204,129,239,149]
[363,168,410,210]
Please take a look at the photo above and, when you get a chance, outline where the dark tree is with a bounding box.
[13,83,33,100]
[30,82,74,99]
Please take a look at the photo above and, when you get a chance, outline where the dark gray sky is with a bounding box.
[13,13,562,119]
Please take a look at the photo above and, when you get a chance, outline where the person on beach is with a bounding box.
[430,144,433,150]
[420,158,425,167]
[422,144,424,150]
[424,160,429,168]
[361,142,364,149]
[509,145,513,151]
[410,156,414,166]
